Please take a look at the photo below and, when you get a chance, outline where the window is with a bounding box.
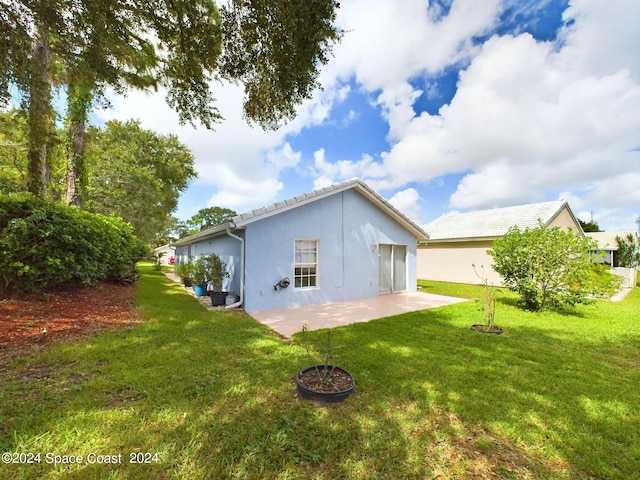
[294,239,318,288]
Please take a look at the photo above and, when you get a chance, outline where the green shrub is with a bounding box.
[0,194,147,296]
[583,263,623,298]
[188,253,228,289]
[489,223,599,311]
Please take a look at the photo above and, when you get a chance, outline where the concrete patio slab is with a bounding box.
[250,292,467,338]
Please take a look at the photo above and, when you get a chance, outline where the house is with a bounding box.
[172,179,428,312]
[586,231,639,288]
[585,231,638,267]
[153,243,175,265]
[417,200,583,285]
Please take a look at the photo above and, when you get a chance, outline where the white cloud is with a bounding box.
[97,81,300,211]
[312,148,386,189]
[313,0,640,232]
[326,0,500,91]
[388,188,422,223]
[266,143,301,170]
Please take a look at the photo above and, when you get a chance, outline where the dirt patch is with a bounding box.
[0,282,140,359]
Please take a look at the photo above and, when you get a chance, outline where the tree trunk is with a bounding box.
[65,82,92,207]
[26,26,52,198]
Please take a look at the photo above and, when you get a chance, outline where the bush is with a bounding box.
[583,264,623,299]
[489,223,599,311]
[0,194,147,296]
[187,254,228,290]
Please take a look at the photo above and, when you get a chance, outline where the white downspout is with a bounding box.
[225,228,244,309]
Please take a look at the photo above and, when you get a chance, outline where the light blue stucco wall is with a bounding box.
[242,189,417,312]
[177,234,243,294]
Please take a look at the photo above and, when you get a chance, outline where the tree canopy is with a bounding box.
[579,219,601,232]
[1,0,342,198]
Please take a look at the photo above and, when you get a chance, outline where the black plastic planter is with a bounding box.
[295,365,355,403]
[210,291,228,306]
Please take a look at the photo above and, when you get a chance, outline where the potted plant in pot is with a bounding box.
[190,256,210,297]
[174,262,193,287]
[206,253,230,306]
[295,326,355,403]
[470,264,503,335]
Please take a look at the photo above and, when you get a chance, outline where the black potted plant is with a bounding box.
[205,253,230,306]
[471,264,503,335]
[295,326,355,403]
[175,262,192,287]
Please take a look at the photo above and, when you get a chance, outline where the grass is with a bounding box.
[1,266,639,479]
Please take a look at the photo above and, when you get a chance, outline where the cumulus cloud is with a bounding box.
[98,82,304,211]
[388,188,422,223]
[311,148,386,189]
[310,0,640,230]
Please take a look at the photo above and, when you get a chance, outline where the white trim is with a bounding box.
[294,238,319,289]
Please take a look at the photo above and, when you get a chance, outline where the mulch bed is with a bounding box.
[0,282,139,358]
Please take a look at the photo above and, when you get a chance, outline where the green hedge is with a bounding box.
[0,194,148,296]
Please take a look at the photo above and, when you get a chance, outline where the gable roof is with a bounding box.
[422,200,580,242]
[173,178,428,246]
[585,231,638,251]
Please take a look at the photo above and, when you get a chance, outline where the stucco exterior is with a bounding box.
[417,240,499,284]
[173,179,427,312]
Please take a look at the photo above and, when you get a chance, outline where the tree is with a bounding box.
[579,218,601,232]
[189,207,237,231]
[219,0,342,129]
[489,224,600,311]
[1,0,342,199]
[83,120,196,244]
[62,4,158,206]
[616,233,640,268]
[0,109,29,194]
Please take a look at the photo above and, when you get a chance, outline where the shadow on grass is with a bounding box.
[1,268,638,479]
[332,307,640,479]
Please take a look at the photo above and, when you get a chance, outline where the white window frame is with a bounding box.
[294,239,319,289]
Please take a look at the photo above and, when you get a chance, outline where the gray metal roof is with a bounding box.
[173,178,428,246]
[421,200,571,242]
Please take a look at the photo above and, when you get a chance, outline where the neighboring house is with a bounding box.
[585,231,638,267]
[172,179,428,312]
[417,200,583,285]
[153,244,175,265]
[586,231,639,288]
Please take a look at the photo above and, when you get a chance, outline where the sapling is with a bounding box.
[472,264,499,330]
[301,325,352,384]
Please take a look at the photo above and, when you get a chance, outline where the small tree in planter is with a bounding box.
[295,326,355,403]
[174,262,193,287]
[190,256,211,296]
[206,253,230,305]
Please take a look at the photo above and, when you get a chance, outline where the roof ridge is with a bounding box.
[174,178,428,246]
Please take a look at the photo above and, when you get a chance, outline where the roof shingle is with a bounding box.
[422,200,570,241]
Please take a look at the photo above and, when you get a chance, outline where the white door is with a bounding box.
[378,244,407,294]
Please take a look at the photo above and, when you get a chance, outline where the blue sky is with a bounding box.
[99,0,640,231]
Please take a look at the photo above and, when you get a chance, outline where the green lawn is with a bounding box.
[1,266,639,479]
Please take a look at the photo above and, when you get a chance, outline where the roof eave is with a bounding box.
[171,221,236,247]
[420,235,499,244]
